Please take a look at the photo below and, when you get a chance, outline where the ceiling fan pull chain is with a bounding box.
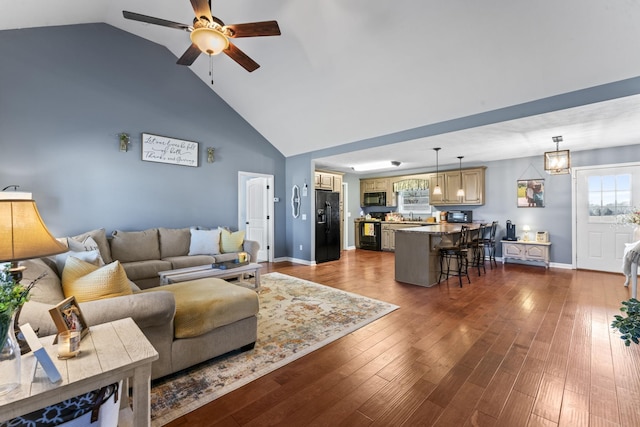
[209,55,214,85]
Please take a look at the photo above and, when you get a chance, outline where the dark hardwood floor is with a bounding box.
[166,250,640,427]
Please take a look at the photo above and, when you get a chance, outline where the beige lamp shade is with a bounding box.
[0,199,68,262]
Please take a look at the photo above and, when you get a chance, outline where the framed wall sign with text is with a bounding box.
[141,133,199,167]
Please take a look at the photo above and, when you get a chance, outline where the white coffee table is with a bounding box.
[158,262,263,290]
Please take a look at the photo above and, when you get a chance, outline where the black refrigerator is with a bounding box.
[315,190,341,263]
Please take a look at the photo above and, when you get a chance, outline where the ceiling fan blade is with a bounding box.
[225,21,281,38]
[177,44,202,66]
[123,11,191,31]
[224,42,260,72]
[190,0,213,22]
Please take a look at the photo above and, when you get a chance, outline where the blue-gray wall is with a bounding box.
[0,24,287,256]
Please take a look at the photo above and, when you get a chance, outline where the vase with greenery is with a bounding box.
[611,298,640,346]
[0,265,41,395]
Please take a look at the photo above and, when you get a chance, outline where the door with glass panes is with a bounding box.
[576,164,640,272]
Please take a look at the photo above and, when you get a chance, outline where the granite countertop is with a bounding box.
[395,223,480,234]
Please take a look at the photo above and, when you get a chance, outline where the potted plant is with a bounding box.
[611,298,640,346]
[0,266,43,395]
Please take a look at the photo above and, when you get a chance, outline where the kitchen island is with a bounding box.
[394,223,481,287]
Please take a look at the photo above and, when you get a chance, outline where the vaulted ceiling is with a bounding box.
[3,1,640,172]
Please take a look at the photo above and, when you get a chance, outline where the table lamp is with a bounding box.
[0,193,68,355]
[522,225,531,242]
[0,193,68,281]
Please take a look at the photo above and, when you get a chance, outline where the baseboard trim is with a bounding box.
[497,257,573,270]
[273,257,314,266]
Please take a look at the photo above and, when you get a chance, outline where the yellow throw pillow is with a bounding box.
[219,228,245,253]
[62,257,133,303]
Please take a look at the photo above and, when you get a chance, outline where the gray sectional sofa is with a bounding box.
[18,227,260,380]
[104,227,259,289]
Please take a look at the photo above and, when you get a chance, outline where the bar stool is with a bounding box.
[438,225,471,287]
[483,221,498,268]
[470,224,487,276]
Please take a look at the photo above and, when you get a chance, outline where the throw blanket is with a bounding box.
[622,240,640,286]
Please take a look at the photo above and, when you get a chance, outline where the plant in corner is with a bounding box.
[611,298,640,346]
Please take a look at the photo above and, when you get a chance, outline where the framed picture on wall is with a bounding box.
[517,179,545,208]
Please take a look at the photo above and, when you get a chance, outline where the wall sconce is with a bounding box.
[207,147,215,163]
[544,136,570,175]
[118,133,130,152]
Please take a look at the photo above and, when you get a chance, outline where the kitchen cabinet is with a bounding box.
[362,178,389,192]
[429,167,485,206]
[333,175,342,192]
[381,223,427,251]
[501,240,551,268]
[315,172,334,190]
[360,178,396,207]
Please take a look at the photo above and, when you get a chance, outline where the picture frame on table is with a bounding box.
[49,296,89,343]
[517,179,545,208]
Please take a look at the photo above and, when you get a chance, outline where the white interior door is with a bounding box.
[575,164,640,272]
[246,177,269,262]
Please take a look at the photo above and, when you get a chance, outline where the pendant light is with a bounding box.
[456,156,465,198]
[433,148,442,196]
[544,135,571,175]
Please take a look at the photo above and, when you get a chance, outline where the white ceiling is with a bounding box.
[3,1,640,173]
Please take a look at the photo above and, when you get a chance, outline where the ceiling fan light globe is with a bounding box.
[190,28,229,55]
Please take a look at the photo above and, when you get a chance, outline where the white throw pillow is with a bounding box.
[68,235,101,253]
[188,229,221,255]
[55,249,103,274]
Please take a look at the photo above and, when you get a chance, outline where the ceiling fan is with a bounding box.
[123,0,280,72]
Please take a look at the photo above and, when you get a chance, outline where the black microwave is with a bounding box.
[363,192,386,206]
[447,210,472,223]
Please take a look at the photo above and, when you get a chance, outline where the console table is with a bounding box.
[0,318,158,427]
[501,240,551,268]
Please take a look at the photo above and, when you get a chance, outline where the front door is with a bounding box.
[575,164,640,272]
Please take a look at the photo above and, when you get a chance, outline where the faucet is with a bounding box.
[410,211,414,221]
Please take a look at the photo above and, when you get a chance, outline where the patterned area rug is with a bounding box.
[150,272,399,426]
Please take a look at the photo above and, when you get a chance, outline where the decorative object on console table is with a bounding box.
[536,231,549,243]
[0,193,68,395]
